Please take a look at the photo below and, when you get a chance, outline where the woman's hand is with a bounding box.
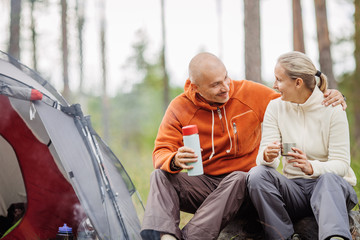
[287,147,314,175]
[264,141,280,162]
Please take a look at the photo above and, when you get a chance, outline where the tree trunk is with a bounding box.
[30,0,37,71]
[160,0,170,112]
[314,0,337,89]
[353,0,360,157]
[292,0,305,53]
[8,0,22,60]
[100,0,110,142]
[244,0,261,83]
[76,0,87,112]
[61,0,70,101]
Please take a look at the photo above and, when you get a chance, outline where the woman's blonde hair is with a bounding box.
[277,51,327,92]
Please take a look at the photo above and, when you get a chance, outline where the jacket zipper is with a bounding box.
[300,105,305,153]
[217,107,225,133]
[233,122,238,154]
[297,104,305,153]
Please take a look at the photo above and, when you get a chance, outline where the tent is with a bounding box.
[0,51,143,239]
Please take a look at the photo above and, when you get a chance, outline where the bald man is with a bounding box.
[140,52,346,240]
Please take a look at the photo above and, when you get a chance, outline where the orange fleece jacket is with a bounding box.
[153,79,280,175]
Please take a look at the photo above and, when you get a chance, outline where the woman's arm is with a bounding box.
[256,100,281,168]
[310,107,350,177]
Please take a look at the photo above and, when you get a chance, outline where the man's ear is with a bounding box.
[191,83,198,92]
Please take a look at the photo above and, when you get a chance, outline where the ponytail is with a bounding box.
[315,70,328,93]
[277,51,329,93]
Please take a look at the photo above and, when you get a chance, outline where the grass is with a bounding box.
[351,159,360,207]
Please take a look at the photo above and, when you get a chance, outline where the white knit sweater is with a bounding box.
[256,86,357,186]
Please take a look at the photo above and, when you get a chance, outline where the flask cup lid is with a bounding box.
[182,125,198,136]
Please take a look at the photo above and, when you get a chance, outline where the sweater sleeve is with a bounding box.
[309,107,351,178]
[152,100,184,173]
[256,100,281,168]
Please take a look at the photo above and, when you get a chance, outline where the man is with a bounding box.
[140,52,345,240]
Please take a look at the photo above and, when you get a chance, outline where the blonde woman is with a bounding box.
[247,51,358,240]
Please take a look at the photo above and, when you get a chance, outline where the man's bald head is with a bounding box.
[189,52,225,85]
[187,52,230,104]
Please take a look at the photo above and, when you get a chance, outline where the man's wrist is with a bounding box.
[170,156,182,171]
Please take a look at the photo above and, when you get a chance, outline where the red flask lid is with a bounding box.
[182,125,198,136]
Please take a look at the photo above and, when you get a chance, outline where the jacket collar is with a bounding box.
[289,85,323,110]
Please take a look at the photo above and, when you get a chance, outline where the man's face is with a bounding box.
[193,66,230,104]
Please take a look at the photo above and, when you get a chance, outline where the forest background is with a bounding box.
[2,0,360,225]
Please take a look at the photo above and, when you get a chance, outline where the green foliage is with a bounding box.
[86,96,102,131]
[339,72,360,198]
[352,160,360,199]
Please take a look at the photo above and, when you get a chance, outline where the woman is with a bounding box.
[247,51,358,240]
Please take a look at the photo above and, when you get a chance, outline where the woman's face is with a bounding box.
[273,63,298,102]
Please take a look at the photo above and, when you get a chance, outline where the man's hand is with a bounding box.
[287,147,313,175]
[322,89,347,110]
[174,146,198,170]
[264,141,280,162]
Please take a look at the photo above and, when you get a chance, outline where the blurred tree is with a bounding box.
[76,0,87,112]
[160,0,170,112]
[244,0,261,82]
[353,0,360,157]
[8,0,22,60]
[314,0,337,89]
[29,0,39,71]
[61,0,70,100]
[110,29,164,153]
[292,0,305,53]
[99,0,110,142]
